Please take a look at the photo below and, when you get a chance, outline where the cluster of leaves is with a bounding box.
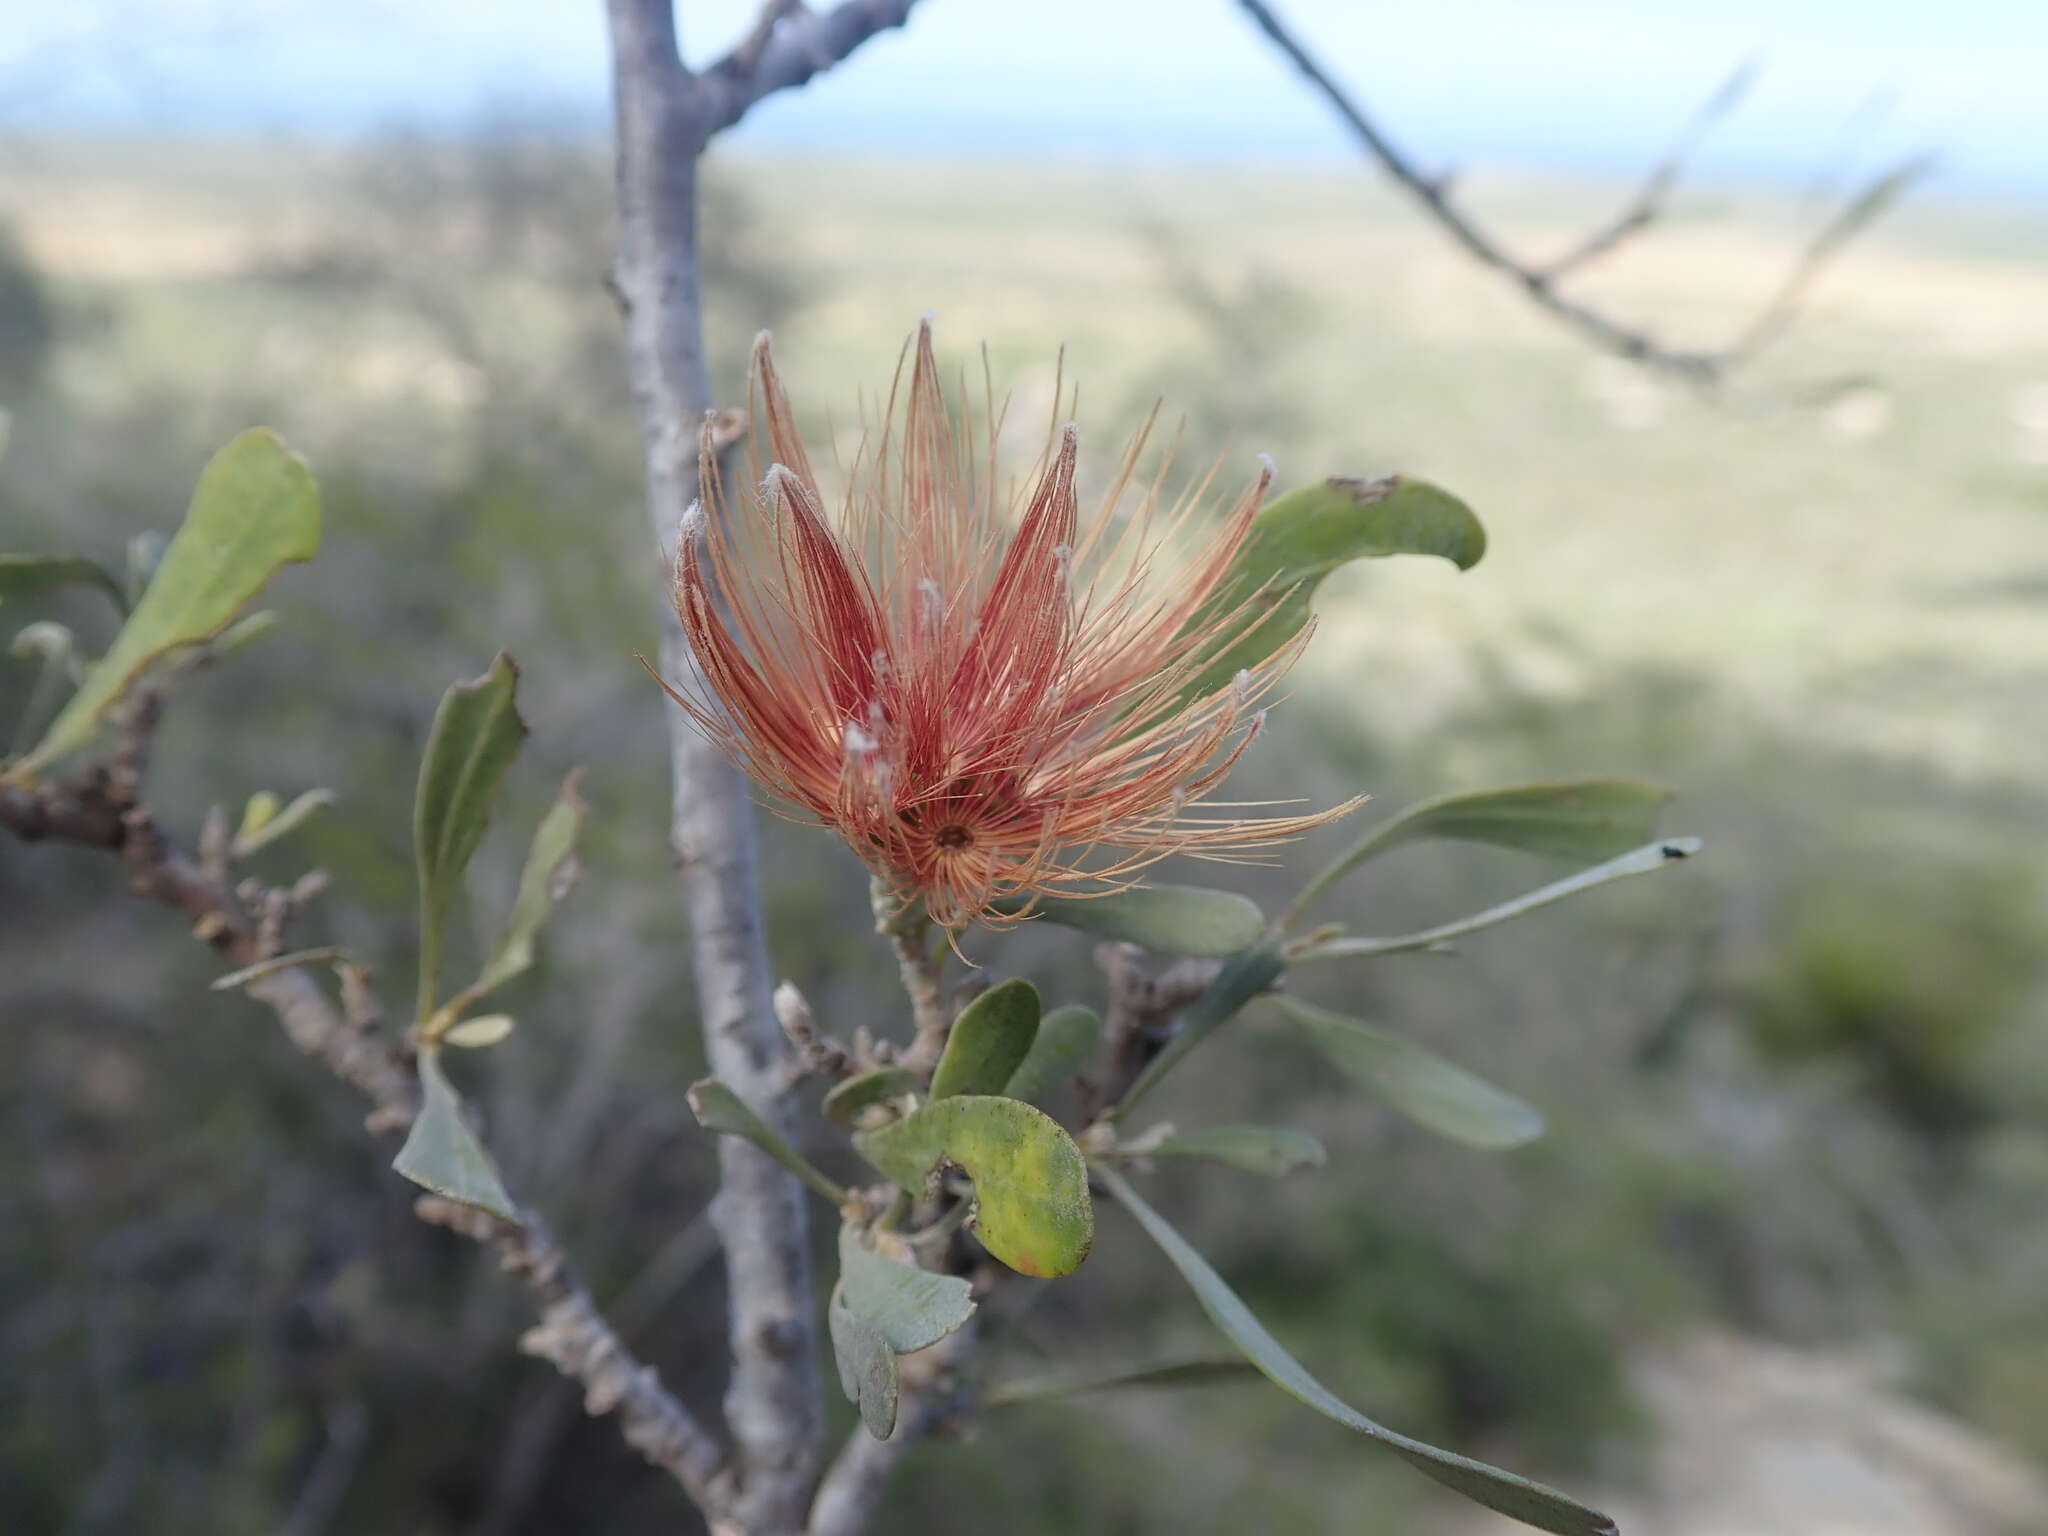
[1,440,1701,1536]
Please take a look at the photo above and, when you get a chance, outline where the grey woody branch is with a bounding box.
[0,697,729,1515]
[1235,0,1928,383]
[606,0,922,1528]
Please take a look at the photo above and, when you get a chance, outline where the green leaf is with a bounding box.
[1001,884,1267,957]
[469,769,587,998]
[1146,1124,1327,1176]
[392,1048,519,1222]
[1003,1004,1101,1108]
[1292,779,1671,920]
[0,554,126,614]
[822,1067,920,1128]
[687,1078,849,1205]
[829,1284,900,1439]
[854,1096,1093,1278]
[1112,944,1287,1119]
[1302,838,1705,962]
[16,430,320,773]
[837,1222,975,1354]
[413,654,526,1021]
[231,786,337,859]
[929,978,1040,1099]
[1273,997,1544,1150]
[1098,1166,1615,1536]
[443,1013,515,1049]
[985,1355,1259,1407]
[1178,477,1485,700]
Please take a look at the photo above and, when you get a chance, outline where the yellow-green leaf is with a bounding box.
[392,1048,518,1221]
[1273,996,1544,1150]
[854,1096,1093,1278]
[929,978,1040,1099]
[443,1013,516,1049]
[17,430,320,773]
[413,654,526,1020]
[232,786,336,859]
[1099,1166,1615,1536]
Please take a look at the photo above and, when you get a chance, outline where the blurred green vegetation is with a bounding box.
[2,128,2047,1535]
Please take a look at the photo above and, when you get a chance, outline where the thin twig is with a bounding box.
[0,726,730,1517]
[873,876,950,1075]
[697,1,920,139]
[1235,0,1926,383]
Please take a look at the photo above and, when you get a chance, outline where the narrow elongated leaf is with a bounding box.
[392,1048,519,1221]
[828,1285,900,1439]
[1098,1166,1616,1536]
[1002,884,1267,957]
[1273,997,1544,1150]
[688,1079,848,1205]
[1292,779,1671,919]
[0,554,126,614]
[413,654,526,1019]
[232,786,337,859]
[930,978,1040,1099]
[854,1096,1093,1277]
[470,769,587,997]
[985,1355,1259,1406]
[837,1223,975,1354]
[1179,477,1485,700]
[1147,1125,1327,1176]
[1004,1004,1101,1108]
[18,430,320,772]
[1112,944,1286,1119]
[822,1067,919,1128]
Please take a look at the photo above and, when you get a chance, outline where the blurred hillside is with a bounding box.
[2,133,2046,1534]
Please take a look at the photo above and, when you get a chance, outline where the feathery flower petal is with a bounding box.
[661,322,1356,929]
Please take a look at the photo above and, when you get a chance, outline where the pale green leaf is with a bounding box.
[1178,476,1485,701]
[929,978,1040,1099]
[837,1223,975,1354]
[854,1096,1093,1278]
[1099,1166,1616,1536]
[1112,945,1286,1119]
[1292,779,1671,919]
[1003,1004,1101,1108]
[1002,884,1266,957]
[470,768,587,997]
[1273,996,1544,1150]
[984,1355,1258,1406]
[392,1048,519,1222]
[1147,1124,1327,1176]
[821,1067,919,1128]
[443,1013,516,1049]
[828,1284,900,1439]
[17,430,320,773]
[413,653,526,1019]
[688,1078,848,1205]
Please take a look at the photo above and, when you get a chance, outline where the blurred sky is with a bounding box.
[13,0,2047,198]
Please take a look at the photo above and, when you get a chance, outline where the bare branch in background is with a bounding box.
[604,1,922,1529]
[1235,0,1932,383]
[0,701,729,1517]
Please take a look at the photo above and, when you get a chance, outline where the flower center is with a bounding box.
[934,824,975,851]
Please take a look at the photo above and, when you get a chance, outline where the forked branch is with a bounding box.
[1235,0,1930,383]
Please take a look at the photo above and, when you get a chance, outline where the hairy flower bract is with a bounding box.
[662,322,1352,928]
